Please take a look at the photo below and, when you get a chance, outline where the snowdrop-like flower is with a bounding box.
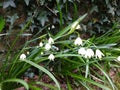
[117,56,120,61]
[95,49,104,59]
[78,47,86,56]
[51,25,55,29]
[45,43,51,50]
[85,48,94,58]
[48,37,54,44]
[39,42,43,47]
[76,25,81,29]
[41,52,44,55]
[48,27,50,30]
[20,54,26,60]
[27,51,29,55]
[74,37,82,46]
[48,54,55,61]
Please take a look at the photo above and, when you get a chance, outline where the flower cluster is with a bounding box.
[74,37,104,59]
[20,36,105,62]
[38,37,56,61]
[78,47,104,59]
[44,37,54,50]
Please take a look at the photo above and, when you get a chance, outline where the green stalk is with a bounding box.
[56,0,63,29]
[73,2,78,20]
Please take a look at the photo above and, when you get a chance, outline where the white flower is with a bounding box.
[48,54,55,61]
[95,49,104,59]
[48,27,50,30]
[51,25,55,29]
[74,37,82,46]
[39,42,43,47]
[41,52,44,55]
[20,54,26,60]
[48,37,54,44]
[117,56,120,61]
[85,48,94,58]
[76,25,81,29]
[45,43,51,50]
[27,52,29,55]
[78,47,86,56]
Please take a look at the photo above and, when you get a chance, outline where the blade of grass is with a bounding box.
[85,59,89,78]
[0,78,29,90]
[21,59,61,90]
[0,16,5,32]
[93,63,116,90]
[54,13,87,40]
[56,0,63,29]
[66,71,111,90]
[35,82,58,90]
[66,76,72,90]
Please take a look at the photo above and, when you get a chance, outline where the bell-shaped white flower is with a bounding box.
[76,25,81,29]
[48,27,50,30]
[48,54,55,61]
[95,49,104,59]
[41,52,44,55]
[48,37,54,44]
[117,56,120,61]
[78,47,86,56]
[74,37,82,46]
[45,43,51,50]
[85,48,94,58]
[20,54,26,60]
[51,25,55,29]
[39,42,43,47]
[27,51,29,55]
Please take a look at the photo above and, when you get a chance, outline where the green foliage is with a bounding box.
[21,59,60,90]
[0,78,29,90]
[0,0,120,90]
[1,0,119,35]
[0,17,5,32]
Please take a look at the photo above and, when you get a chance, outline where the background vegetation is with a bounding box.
[0,0,120,90]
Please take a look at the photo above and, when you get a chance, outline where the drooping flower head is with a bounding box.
[45,43,51,50]
[20,54,26,60]
[78,47,86,56]
[95,49,104,59]
[74,37,83,46]
[48,54,55,61]
[48,37,54,44]
[117,56,120,61]
[85,48,94,58]
[76,25,81,30]
[39,42,43,47]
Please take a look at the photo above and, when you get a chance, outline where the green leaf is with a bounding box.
[21,59,61,90]
[54,13,87,40]
[36,82,58,90]
[94,64,116,90]
[66,77,72,90]
[66,72,111,90]
[24,0,30,6]
[0,17,5,32]
[0,78,29,90]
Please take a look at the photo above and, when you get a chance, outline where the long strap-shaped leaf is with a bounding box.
[0,78,29,90]
[0,17,5,32]
[21,59,61,90]
[54,13,87,40]
[66,71,111,90]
